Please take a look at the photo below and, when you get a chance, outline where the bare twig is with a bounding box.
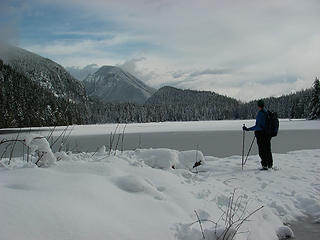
[58,126,70,151]
[114,133,122,155]
[0,142,12,160]
[22,141,25,162]
[234,206,264,233]
[91,147,100,157]
[64,126,74,144]
[121,124,127,152]
[35,151,46,167]
[135,135,142,150]
[27,140,30,163]
[186,190,264,240]
[194,210,205,239]
[9,130,21,165]
[190,219,218,227]
[111,123,120,144]
[46,126,56,143]
[50,126,69,150]
[108,131,113,155]
[108,123,120,155]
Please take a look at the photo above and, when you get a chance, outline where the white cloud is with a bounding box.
[19,0,320,100]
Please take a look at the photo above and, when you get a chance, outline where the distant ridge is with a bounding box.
[146,85,237,105]
[84,65,156,104]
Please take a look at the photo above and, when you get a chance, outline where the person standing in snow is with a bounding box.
[243,100,273,170]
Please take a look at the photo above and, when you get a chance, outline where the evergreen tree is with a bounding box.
[309,77,320,119]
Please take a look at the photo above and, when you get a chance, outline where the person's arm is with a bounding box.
[246,111,265,131]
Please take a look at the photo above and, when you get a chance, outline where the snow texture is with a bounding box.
[1,147,319,240]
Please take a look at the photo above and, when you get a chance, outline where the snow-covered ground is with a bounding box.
[1,134,319,240]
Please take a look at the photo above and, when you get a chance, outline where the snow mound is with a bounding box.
[26,134,56,166]
[276,226,294,239]
[134,148,204,170]
[135,148,179,169]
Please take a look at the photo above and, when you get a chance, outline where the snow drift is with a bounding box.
[1,141,319,240]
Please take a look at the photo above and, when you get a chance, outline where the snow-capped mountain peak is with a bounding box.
[84,65,156,104]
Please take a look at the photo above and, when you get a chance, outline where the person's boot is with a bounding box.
[260,166,268,171]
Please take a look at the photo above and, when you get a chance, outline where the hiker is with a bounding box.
[243,100,273,170]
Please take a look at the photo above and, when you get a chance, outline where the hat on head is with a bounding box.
[257,99,265,108]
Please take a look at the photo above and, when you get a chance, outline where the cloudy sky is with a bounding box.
[1,0,320,101]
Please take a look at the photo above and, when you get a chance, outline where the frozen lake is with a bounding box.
[1,119,319,158]
[60,129,320,158]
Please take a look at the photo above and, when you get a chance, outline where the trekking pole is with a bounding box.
[244,135,256,166]
[242,124,245,170]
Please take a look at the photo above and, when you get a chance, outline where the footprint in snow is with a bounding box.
[261,182,267,189]
[157,186,166,192]
[113,175,165,200]
[6,184,33,191]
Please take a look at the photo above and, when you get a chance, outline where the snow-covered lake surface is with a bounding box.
[3,119,319,135]
[0,120,319,240]
[1,119,320,157]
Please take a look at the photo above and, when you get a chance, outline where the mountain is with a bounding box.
[66,64,99,81]
[0,60,86,128]
[0,45,87,104]
[83,66,156,104]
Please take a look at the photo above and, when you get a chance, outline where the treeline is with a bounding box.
[0,61,86,128]
[88,82,319,124]
[240,88,313,119]
[88,99,238,123]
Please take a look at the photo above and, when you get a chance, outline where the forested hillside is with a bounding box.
[0,61,86,128]
[0,46,87,104]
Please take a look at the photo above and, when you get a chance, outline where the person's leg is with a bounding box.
[266,137,273,168]
[256,132,268,167]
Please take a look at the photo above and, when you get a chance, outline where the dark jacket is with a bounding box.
[248,109,267,131]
